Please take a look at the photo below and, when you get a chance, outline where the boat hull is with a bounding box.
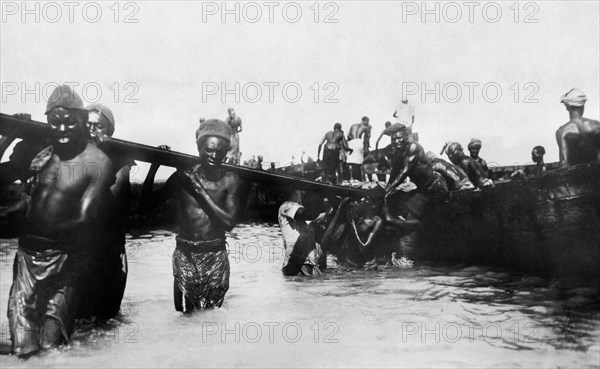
[413,161,600,277]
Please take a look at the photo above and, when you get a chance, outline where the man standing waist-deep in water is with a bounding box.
[139,119,240,312]
[7,85,115,357]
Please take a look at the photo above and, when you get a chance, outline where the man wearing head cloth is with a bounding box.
[385,124,447,217]
[73,103,131,320]
[444,141,492,188]
[426,151,474,191]
[556,88,600,166]
[7,85,115,356]
[139,119,240,312]
[467,138,488,173]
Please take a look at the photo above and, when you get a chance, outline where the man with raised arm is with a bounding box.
[7,85,115,357]
[138,120,240,313]
[317,123,352,184]
[556,88,600,166]
[374,121,392,151]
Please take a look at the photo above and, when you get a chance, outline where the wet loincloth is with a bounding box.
[172,237,230,310]
[77,230,127,320]
[7,234,82,356]
[346,139,364,164]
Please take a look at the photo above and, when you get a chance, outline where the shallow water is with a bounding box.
[0,223,599,368]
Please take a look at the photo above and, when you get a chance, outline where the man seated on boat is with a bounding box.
[467,138,488,174]
[7,85,115,357]
[556,88,600,166]
[512,145,548,180]
[317,123,353,184]
[138,119,240,313]
[529,146,547,174]
[426,151,475,191]
[76,103,131,320]
[278,190,331,276]
[444,142,493,188]
[385,124,447,219]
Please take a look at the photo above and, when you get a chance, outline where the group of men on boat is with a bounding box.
[0,85,598,358]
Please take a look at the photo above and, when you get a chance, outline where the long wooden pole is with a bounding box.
[0,113,368,198]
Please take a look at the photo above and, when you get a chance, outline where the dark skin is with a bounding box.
[318,127,352,183]
[27,108,114,238]
[385,130,433,196]
[374,123,392,151]
[468,146,488,172]
[556,105,600,166]
[227,110,242,133]
[139,137,239,241]
[447,147,489,188]
[88,110,131,212]
[318,129,351,158]
[429,157,474,191]
[531,148,546,174]
[348,120,372,152]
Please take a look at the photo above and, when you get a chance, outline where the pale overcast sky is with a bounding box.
[1,0,598,180]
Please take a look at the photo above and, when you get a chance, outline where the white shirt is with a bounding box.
[278,201,304,267]
[394,101,415,126]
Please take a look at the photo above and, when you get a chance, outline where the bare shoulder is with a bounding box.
[224,171,240,188]
[556,121,578,135]
[582,118,600,128]
[82,142,112,168]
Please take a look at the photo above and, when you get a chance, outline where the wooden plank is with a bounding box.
[0,112,366,198]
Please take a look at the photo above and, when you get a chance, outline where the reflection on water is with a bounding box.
[0,223,598,368]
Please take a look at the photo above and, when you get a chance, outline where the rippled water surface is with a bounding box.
[1,223,599,368]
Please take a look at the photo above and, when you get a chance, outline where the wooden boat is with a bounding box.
[413,161,600,278]
[1,113,599,278]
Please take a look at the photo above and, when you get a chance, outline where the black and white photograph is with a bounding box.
[0,0,599,367]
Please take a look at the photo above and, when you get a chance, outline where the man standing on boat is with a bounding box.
[467,138,488,174]
[317,123,353,184]
[7,85,115,357]
[346,117,372,181]
[226,108,242,165]
[393,98,415,141]
[556,88,600,166]
[138,119,240,312]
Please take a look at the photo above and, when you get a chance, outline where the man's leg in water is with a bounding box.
[382,199,422,231]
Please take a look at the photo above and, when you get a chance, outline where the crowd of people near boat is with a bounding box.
[0,85,598,358]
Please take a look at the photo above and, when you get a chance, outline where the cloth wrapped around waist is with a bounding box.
[19,233,79,254]
[173,236,230,309]
[346,139,364,164]
[175,236,227,253]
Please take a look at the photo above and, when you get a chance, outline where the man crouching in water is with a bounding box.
[139,120,239,313]
[7,85,115,357]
